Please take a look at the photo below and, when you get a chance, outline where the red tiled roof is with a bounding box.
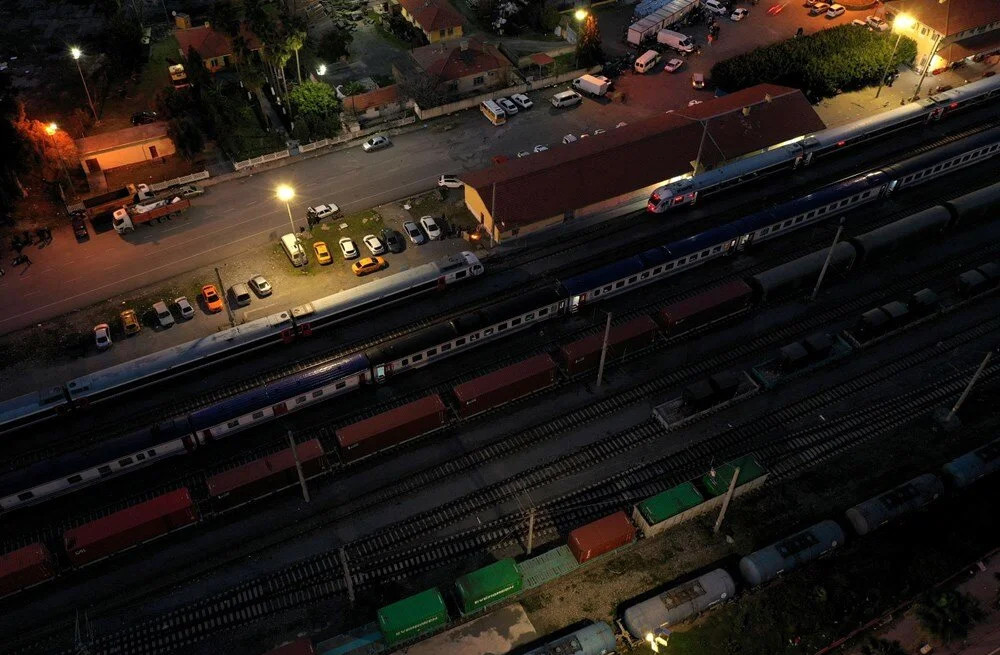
[343,85,400,112]
[530,53,555,66]
[410,38,510,82]
[398,0,463,32]
[462,85,825,230]
[890,0,1000,37]
[175,23,262,61]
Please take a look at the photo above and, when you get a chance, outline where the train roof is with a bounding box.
[802,99,934,149]
[930,73,1000,106]
[881,125,1000,178]
[741,170,884,229]
[364,323,457,363]
[561,254,648,296]
[0,387,67,429]
[657,143,804,195]
[65,311,294,401]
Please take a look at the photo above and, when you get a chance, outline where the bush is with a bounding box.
[289,80,341,141]
[317,27,353,62]
[916,590,985,643]
[710,25,917,99]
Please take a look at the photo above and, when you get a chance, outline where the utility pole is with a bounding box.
[489,182,497,248]
[811,218,845,301]
[595,312,613,388]
[875,31,904,99]
[913,31,944,101]
[526,508,536,555]
[947,351,992,422]
[339,547,355,605]
[713,466,741,534]
[287,430,310,503]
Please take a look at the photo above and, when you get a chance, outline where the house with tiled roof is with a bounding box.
[460,85,826,243]
[887,0,1000,73]
[396,0,464,43]
[403,38,512,97]
[175,23,263,73]
[342,85,409,123]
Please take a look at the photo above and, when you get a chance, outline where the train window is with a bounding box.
[484,328,494,336]
[469,333,480,341]
[782,220,792,228]
[227,419,240,428]
[118,457,133,467]
[98,465,113,477]
[456,338,466,346]
[17,491,33,501]
[336,382,346,389]
[148,449,156,457]
[603,285,612,293]
[497,323,508,332]
[455,270,467,279]
[626,276,636,284]
[441,343,452,352]
[713,246,722,253]
[593,289,601,297]
[665,263,674,270]
[615,280,625,288]
[297,395,307,404]
[795,216,803,224]
[312,390,323,398]
[526,313,535,320]
[252,411,264,420]
[511,318,522,326]
[428,348,438,356]
[67,475,83,484]
[677,258,686,265]
[701,250,709,257]
[806,211,816,219]
[413,353,423,362]
[641,272,649,279]
[136,453,146,461]
[817,207,827,215]
[653,267,663,274]
[690,254,699,261]
[538,308,549,316]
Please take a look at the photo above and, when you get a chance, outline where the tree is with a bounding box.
[167,117,205,160]
[288,80,340,140]
[105,10,145,78]
[398,71,446,109]
[285,25,307,84]
[317,27,353,63]
[860,637,907,655]
[15,118,79,184]
[575,14,604,67]
[0,74,28,212]
[916,591,985,643]
[211,1,242,36]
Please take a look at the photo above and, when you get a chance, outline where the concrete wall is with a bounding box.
[79,135,176,173]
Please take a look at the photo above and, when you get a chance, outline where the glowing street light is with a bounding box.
[44,123,74,192]
[316,64,327,76]
[45,122,57,136]
[875,13,913,99]
[70,47,98,121]
[276,184,299,239]
[574,8,588,21]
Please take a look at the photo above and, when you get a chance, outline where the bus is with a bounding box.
[481,100,506,126]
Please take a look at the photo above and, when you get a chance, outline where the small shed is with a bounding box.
[75,123,175,176]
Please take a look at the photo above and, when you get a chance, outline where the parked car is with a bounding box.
[419,215,442,240]
[152,301,175,328]
[404,221,426,245]
[175,184,204,198]
[120,309,141,335]
[201,284,223,313]
[314,241,332,265]
[866,15,889,30]
[497,97,518,115]
[71,211,88,240]
[511,93,533,110]
[663,57,685,73]
[593,128,606,135]
[437,174,463,188]
[307,204,340,221]
[562,134,578,144]
[230,283,252,307]
[339,236,359,259]
[249,275,272,297]
[93,324,112,350]
[809,3,830,15]
[352,256,387,276]
[851,18,867,27]
[174,296,195,320]
[363,234,385,255]
[731,7,749,20]
[130,111,158,125]
[517,151,530,158]
[533,144,549,153]
[826,4,845,17]
[362,135,391,152]
[615,121,628,128]
[381,228,405,253]
[691,72,706,89]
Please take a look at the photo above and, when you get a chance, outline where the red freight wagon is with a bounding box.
[0,543,56,598]
[207,440,326,509]
[568,511,635,563]
[337,394,447,462]
[262,638,315,655]
[64,488,198,567]
[453,354,558,419]
[657,280,753,334]
[559,315,658,375]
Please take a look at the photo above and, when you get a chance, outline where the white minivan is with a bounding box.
[634,50,661,74]
[280,233,308,267]
[551,90,583,108]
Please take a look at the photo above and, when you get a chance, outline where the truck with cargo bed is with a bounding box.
[112,196,190,234]
[571,74,611,97]
[79,183,160,217]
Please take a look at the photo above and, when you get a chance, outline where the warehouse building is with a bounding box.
[460,84,825,244]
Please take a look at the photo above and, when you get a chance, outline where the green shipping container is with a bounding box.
[377,588,449,645]
[638,481,704,525]
[702,455,767,497]
[454,558,523,614]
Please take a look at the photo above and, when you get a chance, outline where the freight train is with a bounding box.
[3,76,1000,438]
[2,139,1000,516]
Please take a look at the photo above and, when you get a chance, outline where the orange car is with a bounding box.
[202,284,224,313]
[352,256,387,276]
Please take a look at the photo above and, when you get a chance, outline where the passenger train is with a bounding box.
[1,127,998,515]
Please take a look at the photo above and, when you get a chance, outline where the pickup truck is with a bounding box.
[112,196,190,234]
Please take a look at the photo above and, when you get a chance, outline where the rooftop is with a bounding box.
[461,85,825,230]
[890,0,1000,36]
[397,0,464,32]
[343,85,400,113]
[410,38,510,82]
[175,23,263,61]
[76,123,170,156]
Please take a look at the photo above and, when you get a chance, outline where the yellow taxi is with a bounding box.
[120,309,141,335]
[352,256,387,276]
[314,241,332,265]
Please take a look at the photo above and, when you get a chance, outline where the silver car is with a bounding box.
[404,221,426,245]
[174,296,195,320]
[248,275,272,297]
[362,135,391,152]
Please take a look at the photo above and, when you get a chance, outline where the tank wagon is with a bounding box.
[522,622,616,655]
[623,568,736,640]
[739,520,845,586]
[845,473,945,535]
[942,438,1000,488]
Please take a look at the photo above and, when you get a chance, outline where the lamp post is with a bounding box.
[913,0,949,101]
[875,14,913,99]
[45,123,74,193]
[276,184,298,239]
[70,47,98,122]
[573,10,589,67]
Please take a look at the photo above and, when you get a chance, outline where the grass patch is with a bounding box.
[406,191,478,231]
[552,52,578,75]
[137,35,179,101]
[294,209,387,274]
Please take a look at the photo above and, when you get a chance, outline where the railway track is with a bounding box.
[31,302,998,655]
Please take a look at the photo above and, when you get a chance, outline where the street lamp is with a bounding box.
[875,13,914,99]
[276,184,298,239]
[45,122,74,193]
[70,47,98,121]
[574,8,588,21]
[316,64,327,76]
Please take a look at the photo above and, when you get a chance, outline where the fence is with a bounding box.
[149,171,210,192]
[413,67,600,120]
[233,149,291,171]
[297,115,418,153]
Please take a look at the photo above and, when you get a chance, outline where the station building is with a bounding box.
[460,84,826,244]
[888,0,1000,74]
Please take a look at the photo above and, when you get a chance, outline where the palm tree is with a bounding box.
[285,26,307,84]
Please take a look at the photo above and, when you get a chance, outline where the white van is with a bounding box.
[702,0,728,15]
[551,90,583,108]
[657,29,695,53]
[634,50,661,74]
[280,233,308,267]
